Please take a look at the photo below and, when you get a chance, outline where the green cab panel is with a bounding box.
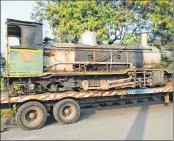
[10,48,43,75]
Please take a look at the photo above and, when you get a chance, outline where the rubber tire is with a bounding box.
[53,99,80,124]
[16,101,47,130]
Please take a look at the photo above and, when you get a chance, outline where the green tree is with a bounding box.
[121,0,173,67]
[31,0,144,44]
[134,0,173,67]
[0,53,6,76]
[0,53,6,91]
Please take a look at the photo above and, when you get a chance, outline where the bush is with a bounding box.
[1,105,17,118]
[0,77,4,90]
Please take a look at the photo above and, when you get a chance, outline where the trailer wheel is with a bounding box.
[53,99,80,124]
[16,101,47,130]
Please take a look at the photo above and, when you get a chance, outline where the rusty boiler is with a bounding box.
[43,32,162,72]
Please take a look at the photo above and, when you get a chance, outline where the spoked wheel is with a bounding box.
[53,99,80,124]
[16,101,47,130]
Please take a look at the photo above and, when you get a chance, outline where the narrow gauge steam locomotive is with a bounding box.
[4,19,172,95]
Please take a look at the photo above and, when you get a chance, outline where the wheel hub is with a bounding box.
[23,108,41,126]
[62,105,74,118]
[29,112,36,119]
[64,108,71,115]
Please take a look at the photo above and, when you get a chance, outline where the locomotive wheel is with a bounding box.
[100,80,109,90]
[16,101,47,130]
[82,80,89,91]
[53,99,80,124]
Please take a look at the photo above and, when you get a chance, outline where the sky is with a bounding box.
[1,1,53,54]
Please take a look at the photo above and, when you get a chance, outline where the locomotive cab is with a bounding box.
[5,19,44,77]
[6,18,43,49]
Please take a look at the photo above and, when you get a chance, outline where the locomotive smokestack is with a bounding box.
[141,32,148,47]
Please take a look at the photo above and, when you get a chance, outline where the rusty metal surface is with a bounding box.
[6,19,43,49]
[44,48,75,71]
[0,82,173,104]
[44,43,162,72]
[143,46,161,68]
[164,94,170,103]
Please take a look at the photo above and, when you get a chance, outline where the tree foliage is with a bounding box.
[0,53,6,76]
[129,0,173,67]
[31,0,173,67]
[31,0,148,44]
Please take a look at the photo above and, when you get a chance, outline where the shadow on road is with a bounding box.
[44,115,57,127]
[0,128,9,133]
[79,109,96,122]
[91,100,162,112]
[44,109,96,127]
[44,100,162,128]
[124,105,149,140]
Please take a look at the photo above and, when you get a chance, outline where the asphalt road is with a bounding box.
[1,101,173,140]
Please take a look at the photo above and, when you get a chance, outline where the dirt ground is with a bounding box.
[1,100,173,140]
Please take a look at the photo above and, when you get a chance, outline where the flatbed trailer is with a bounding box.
[0,81,173,130]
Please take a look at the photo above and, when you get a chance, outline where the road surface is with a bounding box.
[1,101,173,140]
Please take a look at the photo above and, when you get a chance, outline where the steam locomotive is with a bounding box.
[4,19,172,95]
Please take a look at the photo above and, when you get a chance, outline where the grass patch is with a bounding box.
[1,108,16,118]
[0,77,8,95]
[1,109,12,117]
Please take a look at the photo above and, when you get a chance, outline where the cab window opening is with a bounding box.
[7,25,21,47]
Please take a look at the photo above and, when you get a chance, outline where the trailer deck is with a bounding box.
[0,81,173,131]
[0,81,173,104]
